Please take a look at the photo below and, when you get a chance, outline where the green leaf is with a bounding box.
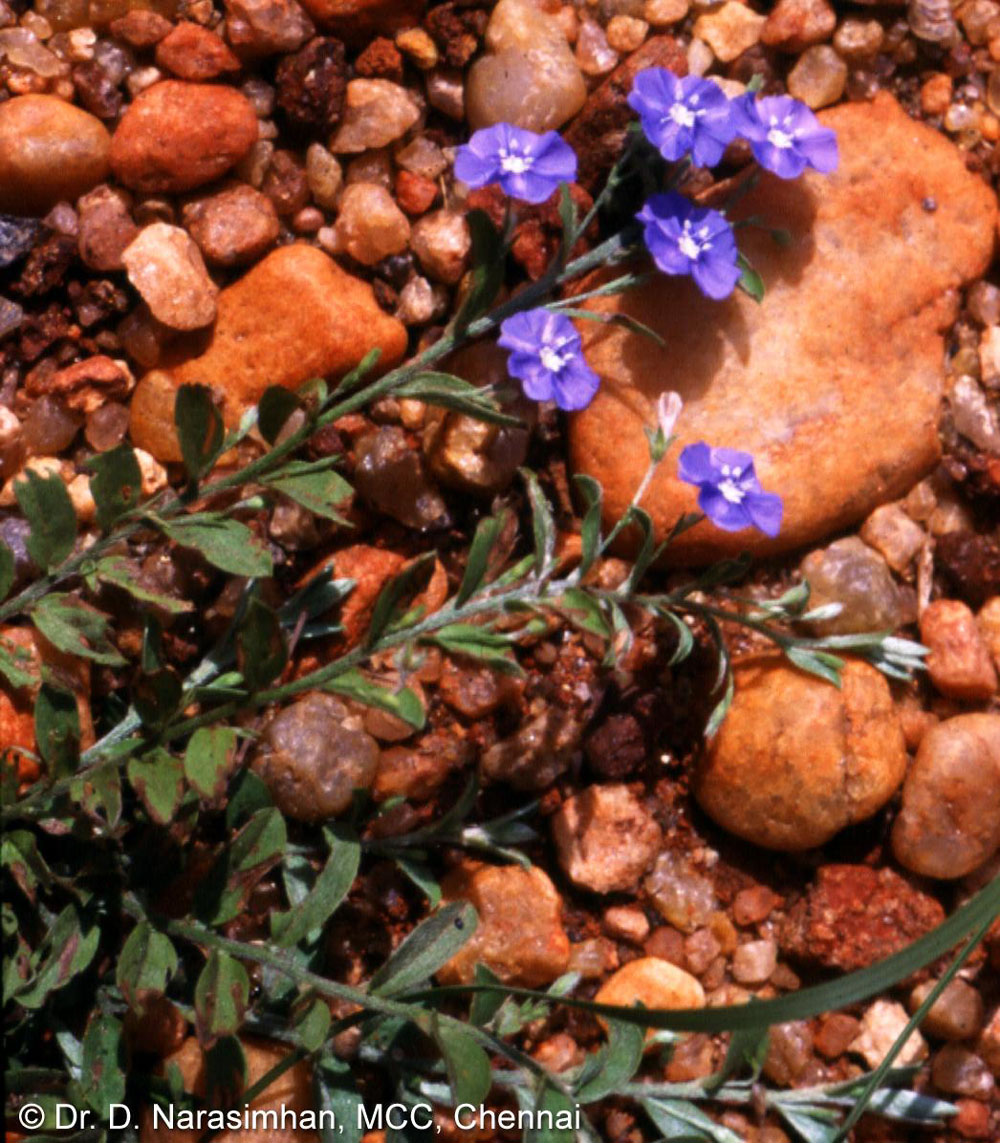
[575,1017,644,1102]
[127,748,185,825]
[394,372,521,427]
[116,922,179,1012]
[368,902,477,997]
[366,552,436,647]
[778,1106,840,1143]
[433,1020,492,1106]
[263,461,353,522]
[294,998,332,1052]
[271,826,360,947]
[34,682,80,777]
[469,963,505,1026]
[93,556,193,615]
[76,762,123,827]
[785,645,844,687]
[642,1098,744,1143]
[237,592,287,692]
[31,594,126,666]
[314,1056,363,1143]
[194,949,250,1045]
[2,829,53,901]
[524,470,556,576]
[195,807,287,925]
[556,588,612,642]
[325,668,425,731]
[258,387,302,445]
[428,623,523,676]
[573,474,603,576]
[86,444,142,531]
[15,468,76,571]
[456,513,505,607]
[175,384,224,482]
[737,254,764,303]
[452,209,504,336]
[204,1035,248,1106]
[13,904,100,1009]
[0,636,35,689]
[80,1010,126,1112]
[159,515,273,578]
[184,727,238,800]
[523,1082,577,1143]
[134,667,183,731]
[0,539,14,601]
[395,856,441,907]
[704,1024,770,1092]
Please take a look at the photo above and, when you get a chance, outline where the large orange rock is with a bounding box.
[297,0,425,43]
[0,95,111,215]
[140,1037,316,1143]
[110,80,258,194]
[129,245,408,461]
[693,656,907,851]
[569,93,997,564]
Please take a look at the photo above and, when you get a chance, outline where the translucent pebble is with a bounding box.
[85,400,129,451]
[354,425,450,531]
[305,142,342,209]
[833,18,883,60]
[968,281,1000,326]
[950,375,1000,452]
[763,1022,814,1086]
[22,395,82,454]
[645,852,717,933]
[333,182,410,265]
[0,27,68,76]
[329,78,420,153]
[799,536,903,634]
[911,978,984,1041]
[931,1046,996,1097]
[787,44,847,109]
[576,19,619,75]
[395,135,447,179]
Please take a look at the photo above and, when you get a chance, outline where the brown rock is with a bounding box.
[155,22,240,80]
[110,80,258,194]
[761,0,836,52]
[552,784,662,893]
[122,223,219,331]
[296,0,427,44]
[0,95,111,216]
[920,599,998,701]
[396,169,438,215]
[109,11,174,48]
[354,35,404,80]
[140,1037,316,1143]
[780,865,946,972]
[182,184,280,267]
[563,35,687,193]
[275,36,347,129]
[77,185,138,272]
[437,861,570,987]
[594,957,705,1037]
[129,244,407,460]
[569,94,997,564]
[693,656,907,851]
[224,0,316,56]
[693,1,766,61]
[979,596,1000,671]
[892,714,1000,879]
[30,355,133,415]
[374,730,470,801]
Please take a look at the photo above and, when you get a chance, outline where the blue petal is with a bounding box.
[677,441,716,485]
[697,486,751,531]
[691,250,741,300]
[552,357,600,411]
[530,131,578,182]
[746,490,783,537]
[799,127,839,173]
[454,144,501,189]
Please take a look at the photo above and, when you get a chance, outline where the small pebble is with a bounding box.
[859,502,926,572]
[932,1045,996,1098]
[693,1,766,62]
[911,978,984,1041]
[333,182,411,265]
[329,78,419,152]
[920,599,998,701]
[732,939,778,985]
[182,184,280,267]
[121,223,219,331]
[410,209,470,284]
[851,1000,928,1068]
[787,44,847,109]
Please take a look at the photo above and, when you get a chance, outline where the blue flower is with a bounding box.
[734,94,838,180]
[678,442,783,536]
[627,69,737,167]
[637,192,741,300]
[498,309,600,411]
[454,123,578,204]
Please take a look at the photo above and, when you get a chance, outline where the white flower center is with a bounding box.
[539,345,568,372]
[677,221,710,261]
[766,117,795,149]
[718,463,746,503]
[669,102,697,129]
[499,149,532,174]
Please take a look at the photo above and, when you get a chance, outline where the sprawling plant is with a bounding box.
[4,74,994,1143]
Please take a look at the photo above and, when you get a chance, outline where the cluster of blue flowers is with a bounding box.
[452,69,836,536]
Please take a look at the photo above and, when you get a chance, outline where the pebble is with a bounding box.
[694,656,906,851]
[833,17,884,60]
[911,978,985,1041]
[576,19,619,76]
[410,210,470,284]
[692,1,766,62]
[354,425,450,531]
[333,182,410,265]
[329,78,418,152]
[980,326,1000,386]
[969,282,1000,326]
[275,37,347,130]
[121,223,219,331]
[296,0,426,45]
[466,0,586,132]
[763,1021,814,1085]
[252,693,379,820]
[109,10,173,49]
[762,0,836,52]
[0,95,111,216]
[603,905,650,943]
[594,957,705,1038]
[859,502,926,572]
[644,0,689,24]
[224,0,316,56]
[129,244,407,461]
[569,94,997,564]
[110,81,259,194]
[141,1037,314,1143]
[851,1000,928,1069]
[606,15,649,52]
[182,184,280,267]
[396,169,438,215]
[305,142,343,209]
[950,375,1000,452]
[425,66,464,120]
[978,1008,1000,1075]
[732,939,778,985]
[932,1046,996,1098]
[154,21,240,80]
[816,1013,862,1059]
[732,885,778,926]
[979,597,1000,670]
[551,784,662,893]
[800,536,904,634]
[780,864,945,971]
[786,44,847,109]
[645,852,717,933]
[437,861,570,987]
[77,184,138,272]
[481,706,583,790]
[920,600,998,700]
[892,714,1000,879]
[396,27,438,69]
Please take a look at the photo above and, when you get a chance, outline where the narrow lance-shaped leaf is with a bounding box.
[365,552,436,647]
[237,592,287,692]
[452,209,504,336]
[0,539,14,602]
[31,594,127,666]
[456,512,505,606]
[394,372,521,427]
[92,556,194,615]
[324,668,426,731]
[271,826,360,947]
[368,902,477,996]
[258,387,302,445]
[15,468,76,571]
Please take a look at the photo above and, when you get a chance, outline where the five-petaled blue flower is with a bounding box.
[454,123,578,204]
[678,442,783,536]
[734,94,838,180]
[498,309,600,411]
[627,69,737,168]
[637,192,741,300]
